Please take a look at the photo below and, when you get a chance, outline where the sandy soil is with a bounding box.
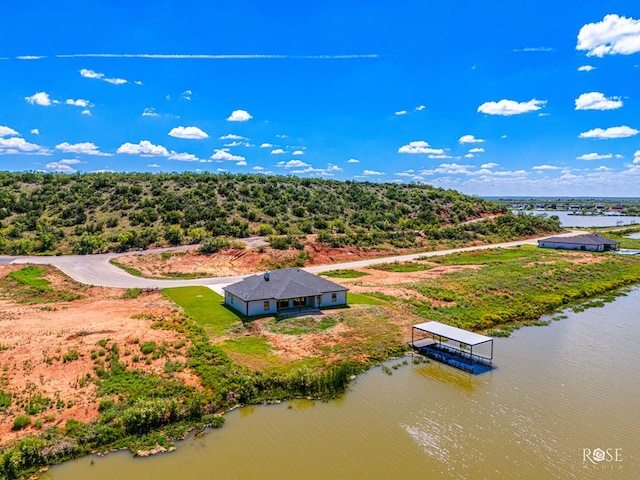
[0,265,193,446]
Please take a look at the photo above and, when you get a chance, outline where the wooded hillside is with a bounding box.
[0,172,559,255]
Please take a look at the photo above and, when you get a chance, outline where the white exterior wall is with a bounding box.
[539,242,602,252]
[247,299,277,316]
[225,291,248,315]
[319,290,347,307]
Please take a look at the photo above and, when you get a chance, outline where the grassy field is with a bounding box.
[320,269,370,279]
[404,245,640,333]
[163,287,241,336]
[369,261,434,273]
[346,292,388,305]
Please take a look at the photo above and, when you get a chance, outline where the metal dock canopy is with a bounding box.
[411,321,494,373]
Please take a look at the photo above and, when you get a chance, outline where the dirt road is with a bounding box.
[0,231,582,289]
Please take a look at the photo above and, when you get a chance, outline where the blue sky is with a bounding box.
[1,1,640,196]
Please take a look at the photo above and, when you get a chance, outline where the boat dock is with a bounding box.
[411,321,494,374]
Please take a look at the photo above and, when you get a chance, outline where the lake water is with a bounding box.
[521,211,640,228]
[44,288,640,479]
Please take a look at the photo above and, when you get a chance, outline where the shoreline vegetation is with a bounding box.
[2,238,640,478]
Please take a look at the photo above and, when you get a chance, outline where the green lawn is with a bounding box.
[347,292,387,305]
[320,269,370,279]
[163,287,241,336]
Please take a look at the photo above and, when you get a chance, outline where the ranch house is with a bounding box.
[223,268,348,317]
[537,233,620,252]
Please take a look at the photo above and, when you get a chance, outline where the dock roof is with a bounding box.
[412,321,493,346]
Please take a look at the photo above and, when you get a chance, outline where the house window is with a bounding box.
[230,294,234,304]
[293,297,306,307]
[263,301,270,311]
[331,293,337,302]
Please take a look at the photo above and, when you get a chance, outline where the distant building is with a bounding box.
[537,233,620,252]
[223,268,348,317]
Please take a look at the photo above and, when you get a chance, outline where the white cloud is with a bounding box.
[56,142,111,156]
[395,110,407,116]
[104,77,127,85]
[513,47,555,52]
[211,149,245,161]
[577,14,640,57]
[576,153,613,161]
[224,141,242,147]
[327,163,342,172]
[578,65,596,72]
[398,141,444,155]
[147,163,160,168]
[80,69,104,79]
[117,140,170,156]
[292,150,304,155]
[259,143,273,148]
[478,98,546,116]
[459,134,485,144]
[271,148,287,155]
[0,137,50,155]
[227,109,252,122]
[347,158,360,163]
[142,108,159,117]
[168,126,209,140]
[59,53,379,60]
[464,153,474,158]
[633,150,640,164]
[135,80,143,85]
[579,126,639,139]
[363,169,384,175]
[428,154,452,159]
[65,98,90,107]
[0,126,19,137]
[236,160,247,166]
[81,109,91,116]
[253,166,265,171]
[180,90,192,100]
[168,152,200,162]
[80,68,127,85]
[25,92,53,106]
[533,165,561,170]
[45,159,80,173]
[595,165,611,171]
[415,105,426,111]
[575,92,623,111]
[283,159,310,168]
[30,128,40,135]
[17,55,46,60]
[220,134,246,140]
[469,147,485,153]
[481,163,499,169]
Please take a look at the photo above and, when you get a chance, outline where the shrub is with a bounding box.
[140,341,157,355]
[12,415,31,430]
[62,350,79,363]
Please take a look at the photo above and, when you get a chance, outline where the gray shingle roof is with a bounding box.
[538,234,619,246]
[223,268,348,302]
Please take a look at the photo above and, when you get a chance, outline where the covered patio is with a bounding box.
[411,321,494,374]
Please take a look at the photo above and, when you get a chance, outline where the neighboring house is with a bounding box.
[223,268,348,317]
[537,233,620,252]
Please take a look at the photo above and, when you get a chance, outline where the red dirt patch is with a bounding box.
[0,265,194,447]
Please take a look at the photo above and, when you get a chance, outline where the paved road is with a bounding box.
[0,231,582,289]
